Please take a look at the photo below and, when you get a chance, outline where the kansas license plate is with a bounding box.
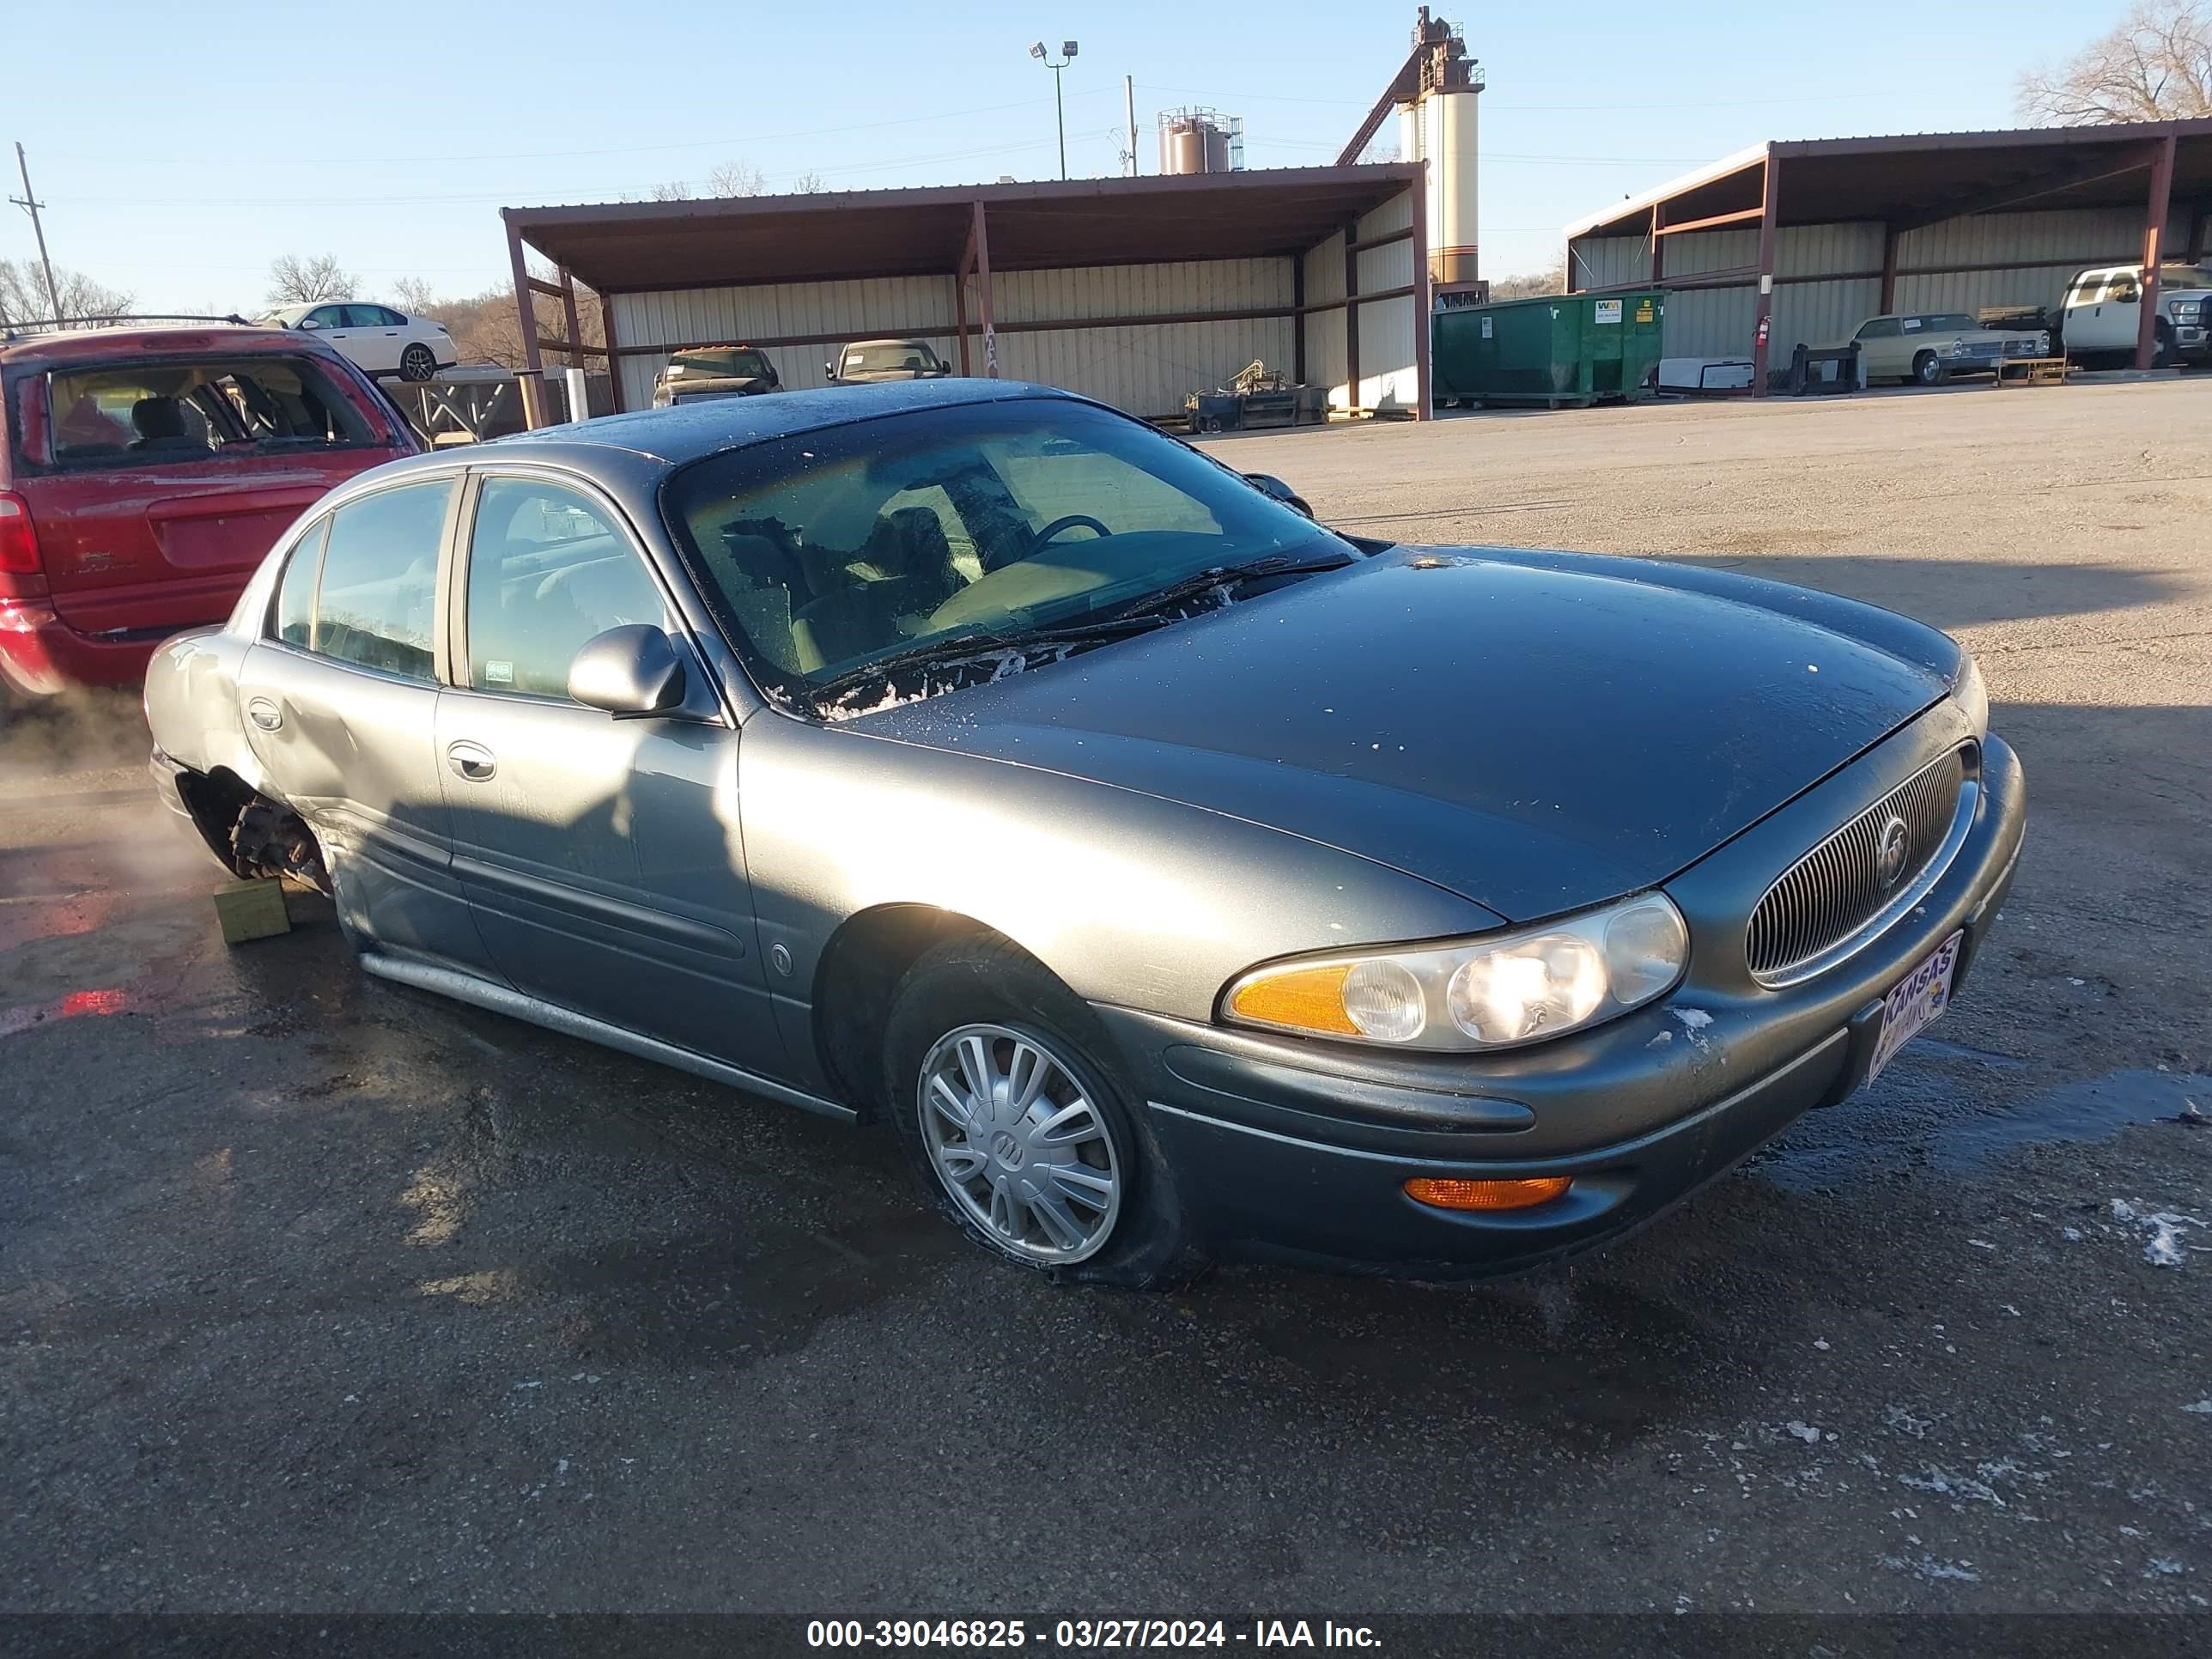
[1869,930,1963,1082]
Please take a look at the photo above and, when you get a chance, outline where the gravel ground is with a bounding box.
[3,380,2208,1621]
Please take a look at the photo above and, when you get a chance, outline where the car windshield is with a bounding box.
[663,398,1349,697]
[1921,314,1978,331]
[671,348,772,379]
[846,343,939,374]
[44,356,380,469]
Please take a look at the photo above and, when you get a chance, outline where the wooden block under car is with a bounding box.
[212,878,293,945]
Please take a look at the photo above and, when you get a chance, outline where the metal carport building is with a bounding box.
[500,167,1433,423]
[1562,119,2212,392]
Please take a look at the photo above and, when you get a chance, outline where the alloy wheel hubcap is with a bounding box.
[917,1023,1121,1265]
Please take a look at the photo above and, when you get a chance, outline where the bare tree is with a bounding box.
[0,258,132,323]
[266,253,356,306]
[647,179,695,202]
[391,275,441,315]
[791,171,828,194]
[1490,261,1567,301]
[708,159,769,197]
[2018,0,2212,124]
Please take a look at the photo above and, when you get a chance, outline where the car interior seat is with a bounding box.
[128,396,204,453]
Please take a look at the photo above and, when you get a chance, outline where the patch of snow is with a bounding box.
[2148,1559,2185,1577]
[1881,1553,1979,1583]
[1647,1030,1673,1048]
[1885,1406,1932,1439]
[2181,1400,2212,1414]
[1814,1339,1831,1351]
[1786,1421,1821,1444]
[1968,1238,1997,1250]
[2110,1198,2208,1267]
[1899,1465,2006,1507]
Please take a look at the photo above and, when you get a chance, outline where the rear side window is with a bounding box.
[271,518,330,647]
[309,480,454,682]
[46,355,378,471]
[464,477,667,697]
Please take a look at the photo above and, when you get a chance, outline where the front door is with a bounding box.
[434,471,784,1072]
[234,477,493,969]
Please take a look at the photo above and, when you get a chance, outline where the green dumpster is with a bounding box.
[1432,290,1665,409]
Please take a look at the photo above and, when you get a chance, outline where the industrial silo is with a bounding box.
[1158,108,1241,174]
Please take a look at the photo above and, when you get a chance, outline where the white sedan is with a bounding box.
[258,302,457,381]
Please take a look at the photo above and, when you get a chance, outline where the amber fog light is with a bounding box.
[1404,1176,1571,1212]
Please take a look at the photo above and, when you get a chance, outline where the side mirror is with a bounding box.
[298,318,321,330]
[824,362,838,378]
[568,623,687,718]
[1244,472,1314,520]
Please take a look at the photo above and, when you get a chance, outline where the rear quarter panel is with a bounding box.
[143,626,268,794]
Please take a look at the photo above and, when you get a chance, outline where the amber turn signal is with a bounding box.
[1227,962,1358,1036]
[1403,1176,1572,1212]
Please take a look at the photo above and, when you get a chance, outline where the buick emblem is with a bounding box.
[1875,815,1911,889]
[990,1130,1024,1170]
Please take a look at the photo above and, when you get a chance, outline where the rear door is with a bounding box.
[16,348,411,640]
[234,474,494,969]
[434,468,783,1069]
[349,306,405,374]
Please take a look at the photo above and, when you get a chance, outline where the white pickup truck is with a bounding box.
[2056,263,2212,367]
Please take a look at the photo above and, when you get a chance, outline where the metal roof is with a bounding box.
[505,166,1425,293]
[1565,119,2212,241]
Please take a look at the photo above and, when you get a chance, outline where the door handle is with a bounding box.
[446,740,496,781]
[246,696,283,732]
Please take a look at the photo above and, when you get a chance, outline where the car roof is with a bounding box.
[493,377,1079,466]
[0,322,331,369]
[845,337,933,349]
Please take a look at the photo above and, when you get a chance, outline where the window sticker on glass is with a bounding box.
[484,659,514,684]
[1902,318,1922,330]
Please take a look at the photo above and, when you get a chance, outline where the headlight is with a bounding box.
[2172,300,2201,319]
[1222,892,1689,1052]
[1953,652,1989,735]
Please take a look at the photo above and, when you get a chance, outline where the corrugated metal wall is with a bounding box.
[1571,206,2185,362]
[611,276,954,411]
[612,257,1299,418]
[1300,185,1421,411]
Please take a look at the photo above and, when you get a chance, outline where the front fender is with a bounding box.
[738,713,1507,1027]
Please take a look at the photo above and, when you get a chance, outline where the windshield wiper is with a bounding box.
[1097,551,1355,626]
[809,613,1180,707]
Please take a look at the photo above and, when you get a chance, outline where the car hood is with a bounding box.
[853,547,1950,920]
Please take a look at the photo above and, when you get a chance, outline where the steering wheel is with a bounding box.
[1030,514,1110,548]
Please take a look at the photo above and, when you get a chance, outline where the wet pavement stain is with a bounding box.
[526,1212,959,1368]
[1757,1057,2212,1194]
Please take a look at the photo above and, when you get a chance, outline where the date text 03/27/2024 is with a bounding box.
[805,1620,1382,1649]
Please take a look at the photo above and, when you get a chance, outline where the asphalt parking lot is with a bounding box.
[3,378,2209,1618]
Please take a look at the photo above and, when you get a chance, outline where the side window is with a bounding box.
[348,305,393,328]
[307,305,348,329]
[1857,319,1899,340]
[270,517,330,647]
[464,477,669,698]
[311,480,453,682]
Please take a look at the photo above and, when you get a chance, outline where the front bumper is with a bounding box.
[1096,732,2027,1278]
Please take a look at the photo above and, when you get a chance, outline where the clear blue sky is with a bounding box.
[9,0,2102,313]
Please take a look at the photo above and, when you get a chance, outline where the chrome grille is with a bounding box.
[1746,746,1972,984]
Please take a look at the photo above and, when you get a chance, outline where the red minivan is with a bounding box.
[0,319,418,696]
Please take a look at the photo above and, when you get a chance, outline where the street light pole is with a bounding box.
[1028,40,1079,180]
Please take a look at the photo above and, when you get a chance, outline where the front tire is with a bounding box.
[399,343,438,382]
[2152,318,2178,369]
[883,937,1193,1286]
[1912,350,1948,387]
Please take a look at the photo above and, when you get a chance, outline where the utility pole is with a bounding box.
[1125,76,1139,177]
[10,143,64,320]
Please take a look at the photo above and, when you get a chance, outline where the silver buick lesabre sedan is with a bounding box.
[145,380,2025,1285]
